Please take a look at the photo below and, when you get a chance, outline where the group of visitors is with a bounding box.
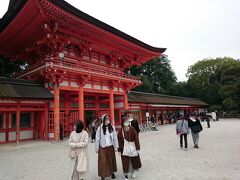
[176,113,203,151]
[68,113,142,180]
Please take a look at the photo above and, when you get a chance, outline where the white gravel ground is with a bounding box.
[0,118,240,180]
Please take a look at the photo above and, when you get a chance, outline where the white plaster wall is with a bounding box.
[119,88,124,92]
[102,86,109,90]
[92,58,98,63]
[9,132,16,141]
[94,84,101,90]
[49,102,54,108]
[20,130,33,140]
[49,133,54,139]
[84,84,91,89]
[100,60,106,64]
[60,81,68,86]
[83,56,89,60]
[115,102,124,108]
[0,133,5,142]
[71,82,78,87]
[130,105,140,109]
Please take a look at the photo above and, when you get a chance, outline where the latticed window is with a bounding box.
[11,113,31,128]
[84,103,95,108]
[100,104,109,108]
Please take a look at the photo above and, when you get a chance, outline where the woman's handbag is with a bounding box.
[122,130,138,157]
[68,148,76,159]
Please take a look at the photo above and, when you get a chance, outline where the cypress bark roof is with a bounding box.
[128,91,208,107]
[0,78,53,99]
[0,0,166,54]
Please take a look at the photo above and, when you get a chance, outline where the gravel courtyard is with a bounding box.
[0,119,240,180]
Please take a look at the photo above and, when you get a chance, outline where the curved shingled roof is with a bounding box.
[0,0,166,54]
[0,78,53,99]
[128,91,208,107]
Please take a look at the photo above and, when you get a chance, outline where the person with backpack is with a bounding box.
[176,116,190,151]
[188,114,203,149]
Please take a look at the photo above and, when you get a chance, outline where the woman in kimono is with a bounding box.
[69,120,89,180]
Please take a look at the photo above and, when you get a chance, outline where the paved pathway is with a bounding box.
[0,119,240,180]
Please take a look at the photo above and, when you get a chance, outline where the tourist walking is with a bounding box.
[90,120,96,143]
[68,120,89,180]
[95,114,118,180]
[216,111,219,121]
[118,117,142,180]
[206,115,210,128]
[130,117,140,135]
[176,116,190,151]
[188,114,203,148]
[60,122,64,141]
[211,111,217,121]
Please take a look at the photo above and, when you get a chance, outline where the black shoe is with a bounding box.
[196,145,199,148]
[111,173,116,179]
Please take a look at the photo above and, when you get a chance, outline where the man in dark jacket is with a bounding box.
[130,118,140,134]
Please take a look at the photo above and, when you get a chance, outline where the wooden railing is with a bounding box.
[15,59,141,82]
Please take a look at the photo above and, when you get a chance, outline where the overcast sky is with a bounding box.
[1,0,240,81]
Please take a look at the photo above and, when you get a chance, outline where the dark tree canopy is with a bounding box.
[129,55,177,94]
[0,57,28,77]
[219,64,240,112]
[184,57,236,104]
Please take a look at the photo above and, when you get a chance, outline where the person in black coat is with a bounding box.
[60,123,64,141]
[188,115,203,148]
[130,118,140,135]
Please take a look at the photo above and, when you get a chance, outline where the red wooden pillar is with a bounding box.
[44,103,48,141]
[64,93,70,134]
[123,92,128,110]
[54,84,60,141]
[40,111,44,140]
[78,86,84,124]
[139,107,143,125]
[16,103,20,145]
[109,89,115,125]
[6,112,9,142]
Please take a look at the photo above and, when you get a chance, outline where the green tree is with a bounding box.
[186,57,239,106]
[130,55,177,94]
[169,81,195,98]
[0,57,28,77]
[219,64,240,112]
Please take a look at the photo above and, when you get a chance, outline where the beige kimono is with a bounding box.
[69,130,89,180]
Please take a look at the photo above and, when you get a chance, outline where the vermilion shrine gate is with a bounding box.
[0,0,166,143]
